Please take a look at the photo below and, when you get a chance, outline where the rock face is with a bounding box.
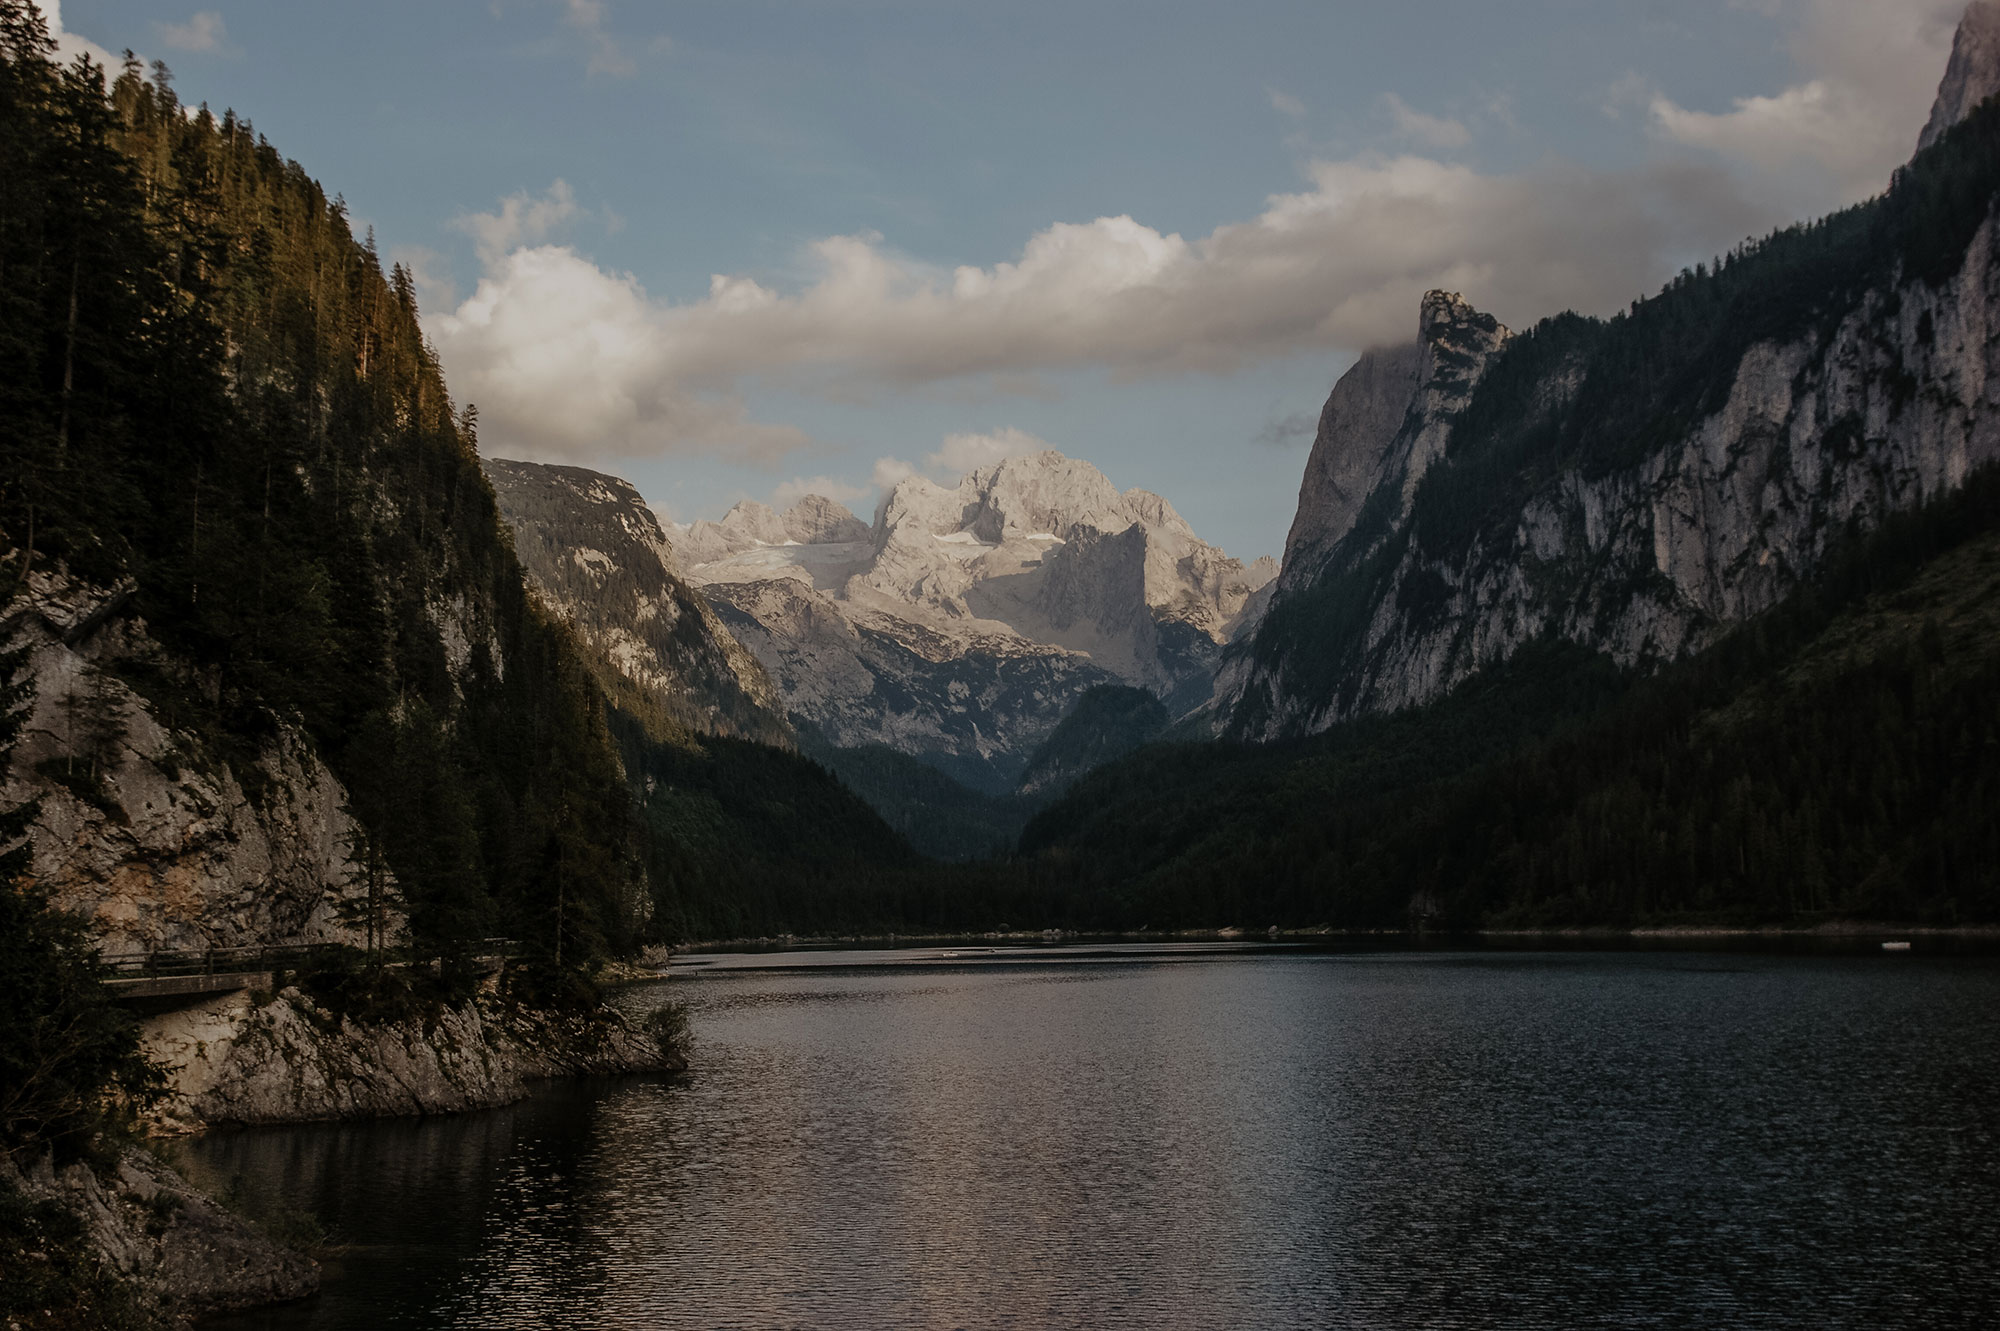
[1922,0,2000,152]
[1276,296,1510,592]
[680,452,1275,788]
[1,568,379,956]
[483,459,790,745]
[140,985,682,1134]
[1219,114,2000,738]
[1,1146,319,1322]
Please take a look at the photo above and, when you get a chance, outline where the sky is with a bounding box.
[51,0,1970,560]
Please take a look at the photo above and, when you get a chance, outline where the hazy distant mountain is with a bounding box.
[678,450,1275,790]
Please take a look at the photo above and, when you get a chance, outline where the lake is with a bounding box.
[188,944,2000,1329]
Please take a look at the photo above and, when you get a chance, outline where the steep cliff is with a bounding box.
[483,459,790,746]
[1221,50,2000,740]
[1922,0,2000,152]
[2,569,379,955]
[683,451,1273,788]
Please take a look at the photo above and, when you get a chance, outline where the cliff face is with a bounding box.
[681,452,1274,788]
[1922,0,2000,152]
[1220,44,2000,740]
[2,567,380,956]
[483,459,790,745]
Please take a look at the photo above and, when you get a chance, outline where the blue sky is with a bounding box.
[53,0,1967,559]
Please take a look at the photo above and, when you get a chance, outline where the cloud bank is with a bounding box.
[1648,0,1963,201]
[429,0,1961,466]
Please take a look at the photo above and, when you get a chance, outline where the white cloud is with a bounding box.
[433,152,1773,461]
[431,243,808,462]
[435,0,1977,467]
[871,457,917,489]
[155,11,229,55]
[1382,93,1472,150]
[1650,0,1965,201]
[852,430,1052,506]
[1268,88,1306,119]
[773,475,870,508]
[42,0,125,70]
[453,180,583,264]
[928,427,1051,475]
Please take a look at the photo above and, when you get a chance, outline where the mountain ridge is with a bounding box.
[482,459,790,747]
[1217,74,2000,740]
[679,449,1274,788]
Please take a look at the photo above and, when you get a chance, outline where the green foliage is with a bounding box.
[0,11,641,972]
[642,999,691,1062]
[1025,469,2000,929]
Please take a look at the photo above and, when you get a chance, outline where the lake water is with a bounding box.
[188,944,2000,1329]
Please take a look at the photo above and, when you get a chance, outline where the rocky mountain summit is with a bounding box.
[680,451,1275,788]
[1216,11,2000,740]
[483,459,789,745]
[1923,0,2000,152]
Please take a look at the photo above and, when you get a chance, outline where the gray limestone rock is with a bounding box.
[1921,0,2000,153]
[2,567,384,956]
[1219,211,2000,739]
[679,450,1273,786]
[483,459,790,744]
[140,986,683,1134]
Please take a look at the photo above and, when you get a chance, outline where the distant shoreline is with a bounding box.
[669,922,2000,953]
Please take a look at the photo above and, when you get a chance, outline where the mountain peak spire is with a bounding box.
[1920,0,2000,153]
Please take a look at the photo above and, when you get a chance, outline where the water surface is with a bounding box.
[191,946,2000,1328]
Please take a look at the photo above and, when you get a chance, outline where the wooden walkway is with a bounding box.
[99,941,520,1002]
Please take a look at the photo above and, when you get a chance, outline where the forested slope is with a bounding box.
[1022,469,2000,930]
[2,19,637,967]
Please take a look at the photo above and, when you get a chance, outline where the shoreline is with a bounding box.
[671,921,2000,952]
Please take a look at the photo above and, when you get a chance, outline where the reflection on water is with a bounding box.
[190,949,2000,1329]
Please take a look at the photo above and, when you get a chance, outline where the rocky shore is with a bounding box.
[1,989,682,1327]
[141,986,685,1134]
[1,1145,319,1327]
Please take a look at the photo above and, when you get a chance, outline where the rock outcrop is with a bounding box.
[139,985,682,1134]
[1218,36,2000,739]
[1,1146,319,1324]
[1,567,380,956]
[483,459,790,744]
[1922,0,2000,152]
[681,452,1274,787]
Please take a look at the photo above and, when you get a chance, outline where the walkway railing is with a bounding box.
[98,939,523,989]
